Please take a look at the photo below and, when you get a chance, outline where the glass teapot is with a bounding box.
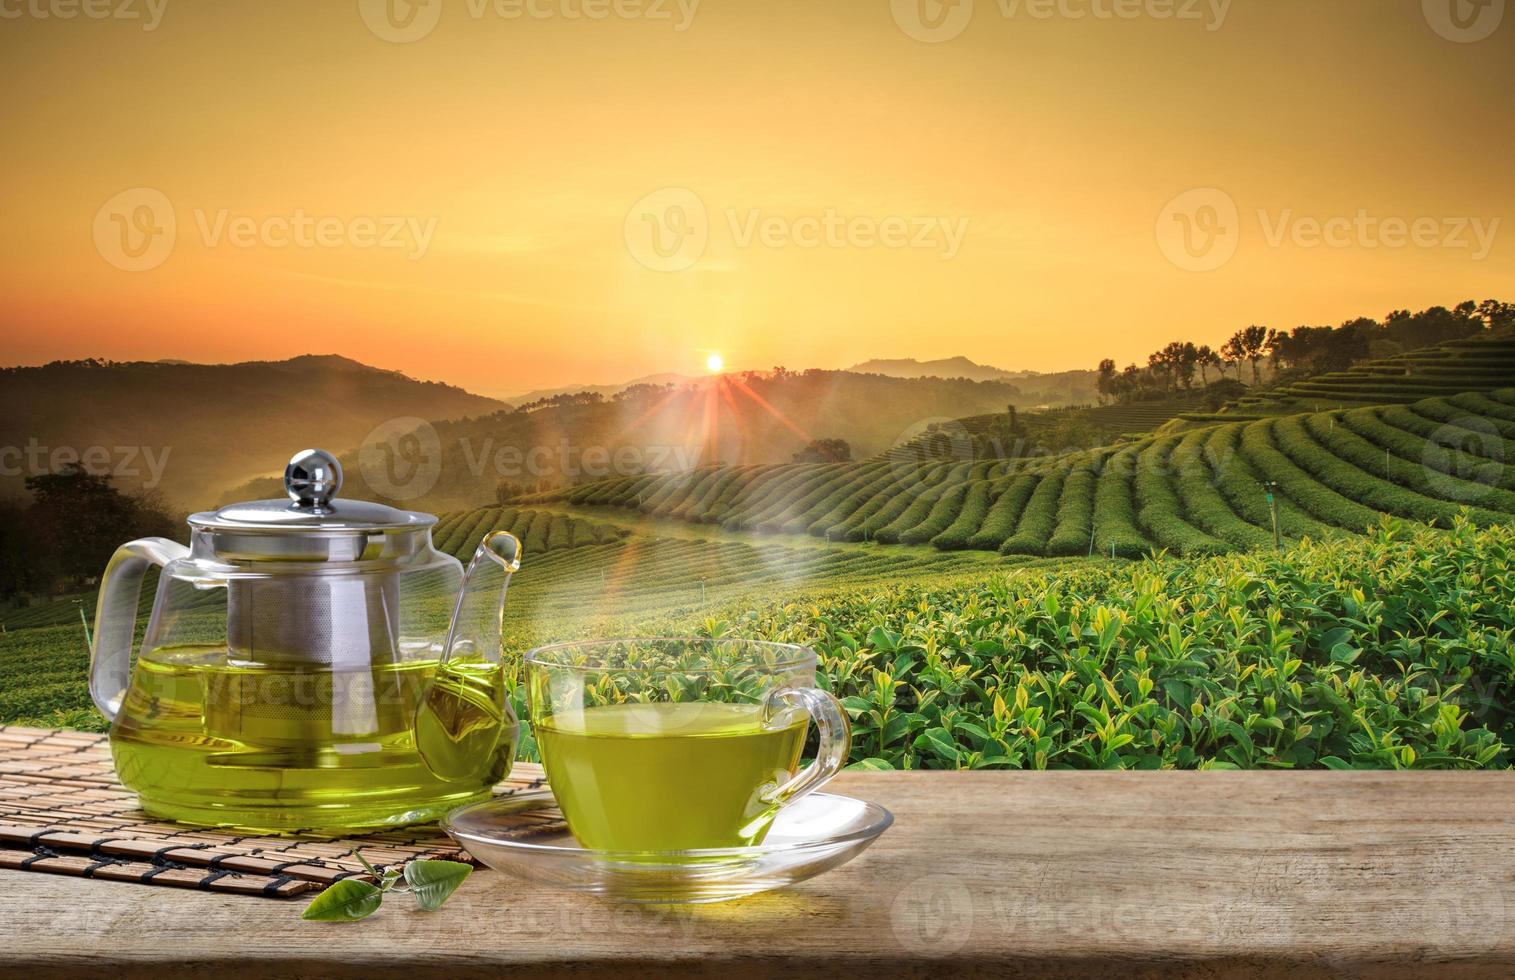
[90,449,522,832]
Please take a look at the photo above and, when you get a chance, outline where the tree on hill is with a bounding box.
[1477,299,1514,333]
[4,467,177,599]
[1224,325,1272,385]
[1096,359,1117,404]
[1196,345,1221,386]
[792,438,852,463]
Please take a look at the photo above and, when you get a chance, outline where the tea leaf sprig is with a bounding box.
[301,853,473,922]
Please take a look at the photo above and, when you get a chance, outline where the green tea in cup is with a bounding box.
[526,639,850,852]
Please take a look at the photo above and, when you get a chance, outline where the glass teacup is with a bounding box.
[525,638,851,852]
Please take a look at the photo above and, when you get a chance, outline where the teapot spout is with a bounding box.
[415,531,522,784]
[443,530,522,663]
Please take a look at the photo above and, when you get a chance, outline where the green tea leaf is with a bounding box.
[403,860,474,912]
[845,757,895,771]
[301,879,384,922]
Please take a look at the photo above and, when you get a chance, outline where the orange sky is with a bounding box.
[1,0,1511,397]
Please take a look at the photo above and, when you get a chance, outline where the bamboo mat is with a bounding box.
[0,725,555,899]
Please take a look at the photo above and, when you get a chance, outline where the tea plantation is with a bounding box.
[521,390,1515,559]
[3,371,1514,771]
[661,519,1515,770]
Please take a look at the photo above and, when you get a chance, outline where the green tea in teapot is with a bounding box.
[110,645,515,831]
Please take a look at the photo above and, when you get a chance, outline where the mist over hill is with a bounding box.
[498,371,698,406]
[848,356,1098,405]
[0,355,507,509]
[227,369,1032,512]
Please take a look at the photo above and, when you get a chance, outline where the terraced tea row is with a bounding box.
[877,398,1200,462]
[529,392,1515,558]
[432,505,628,558]
[504,536,1012,624]
[1217,335,1515,415]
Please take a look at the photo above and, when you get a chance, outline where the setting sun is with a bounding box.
[706,353,724,373]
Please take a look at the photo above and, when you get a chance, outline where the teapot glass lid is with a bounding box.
[188,448,436,534]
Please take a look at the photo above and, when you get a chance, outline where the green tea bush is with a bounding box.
[1134,438,1229,556]
[697,520,1515,770]
[874,487,944,544]
[968,474,1037,550]
[752,466,850,532]
[1414,398,1515,439]
[787,465,887,534]
[739,467,832,526]
[1449,392,1515,423]
[1001,467,1066,555]
[811,469,896,537]
[851,464,949,541]
[900,482,970,545]
[1305,413,1515,515]
[1046,467,1097,556]
[654,467,720,517]
[1274,415,1506,527]
[1379,406,1515,463]
[827,483,899,541]
[1338,409,1515,491]
[522,511,551,554]
[1203,424,1334,541]
[1170,429,1274,550]
[1092,444,1152,558]
[1239,419,1382,531]
[932,481,994,550]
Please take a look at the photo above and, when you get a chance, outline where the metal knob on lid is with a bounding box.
[286,448,342,511]
[187,447,438,563]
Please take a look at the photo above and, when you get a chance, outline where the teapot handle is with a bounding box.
[90,537,189,722]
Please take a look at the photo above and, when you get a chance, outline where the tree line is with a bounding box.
[0,468,177,602]
[1096,299,1514,404]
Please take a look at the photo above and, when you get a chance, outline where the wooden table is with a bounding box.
[2,771,1511,979]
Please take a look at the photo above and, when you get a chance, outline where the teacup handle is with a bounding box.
[759,687,852,806]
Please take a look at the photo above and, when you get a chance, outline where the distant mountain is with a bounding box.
[849,357,1098,406]
[0,355,508,509]
[500,372,698,406]
[848,356,1020,382]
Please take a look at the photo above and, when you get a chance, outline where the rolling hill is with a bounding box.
[848,356,1098,405]
[0,355,507,509]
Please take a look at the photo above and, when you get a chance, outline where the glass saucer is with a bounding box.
[442,791,893,904]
